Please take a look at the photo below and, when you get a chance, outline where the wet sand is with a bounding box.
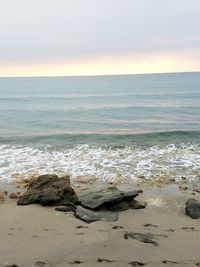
[0,185,200,267]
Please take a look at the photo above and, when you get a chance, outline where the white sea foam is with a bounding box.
[0,143,200,184]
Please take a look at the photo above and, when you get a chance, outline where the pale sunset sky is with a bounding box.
[0,0,200,77]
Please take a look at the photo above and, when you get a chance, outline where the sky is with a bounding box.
[0,0,200,77]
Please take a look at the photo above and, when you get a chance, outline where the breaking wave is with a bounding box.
[0,142,200,184]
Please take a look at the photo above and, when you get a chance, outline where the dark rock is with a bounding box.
[55,203,76,212]
[124,232,167,246]
[107,199,146,211]
[75,206,118,223]
[78,188,139,210]
[17,174,78,206]
[185,199,200,219]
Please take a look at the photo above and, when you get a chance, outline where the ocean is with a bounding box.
[0,72,200,184]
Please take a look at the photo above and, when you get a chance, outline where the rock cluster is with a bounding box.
[17,174,145,223]
[75,188,145,222]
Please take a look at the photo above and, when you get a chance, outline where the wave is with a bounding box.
[0,141,200,184]
[0,92,200,102]
[1,130,200,146]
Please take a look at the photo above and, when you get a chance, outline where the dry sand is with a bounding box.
[0,185,200,267]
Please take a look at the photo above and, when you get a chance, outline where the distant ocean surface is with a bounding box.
[0,72,200,183]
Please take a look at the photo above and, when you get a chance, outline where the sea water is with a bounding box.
[0,72,200,183]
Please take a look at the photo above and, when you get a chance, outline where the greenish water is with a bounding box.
[0,72,200,183]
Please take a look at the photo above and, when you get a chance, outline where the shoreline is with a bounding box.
[1,182,200,267]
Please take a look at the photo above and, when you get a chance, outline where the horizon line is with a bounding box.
[0,70,199,79]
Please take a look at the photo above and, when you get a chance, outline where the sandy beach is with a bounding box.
[1,0,200,266]
[1,184,200,267]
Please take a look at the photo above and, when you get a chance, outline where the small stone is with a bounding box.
[185,199,200,219]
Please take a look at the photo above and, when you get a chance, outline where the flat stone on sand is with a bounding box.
[75,206,119,223]
[78,188,139,210]
[124,232,167,246]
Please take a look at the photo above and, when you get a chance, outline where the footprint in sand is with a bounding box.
[162,260,179,264]
[165,229,175,232]
[68,260,84,265]
[181,226,198,231]
[35,261,46,266]
[97,258,114,263]
[112,225,124,230]
[143,223,157,228]
[129,262,146,266]
[76,232,85,235]
[76,225,88,229]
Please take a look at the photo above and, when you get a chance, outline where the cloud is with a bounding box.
[0,0,199,75]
